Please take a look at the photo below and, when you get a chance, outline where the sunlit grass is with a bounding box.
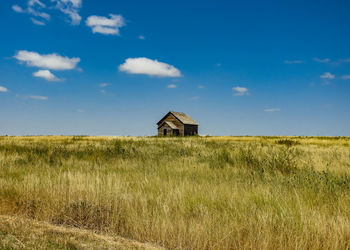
[0,136,350,249]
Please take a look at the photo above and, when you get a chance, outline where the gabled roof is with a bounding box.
[171,111,198,125]
[159,121,178,129]
[157,111,198,125]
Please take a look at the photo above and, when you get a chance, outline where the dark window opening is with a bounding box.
[163,129,167,135]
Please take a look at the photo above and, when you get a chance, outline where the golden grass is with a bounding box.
[0,136,350,249]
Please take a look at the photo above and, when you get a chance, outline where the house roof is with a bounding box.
[157,111,198,125]
[161,121,178,129]
[171,111,198,125]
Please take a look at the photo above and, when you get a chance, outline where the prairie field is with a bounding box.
[0,136,350,249]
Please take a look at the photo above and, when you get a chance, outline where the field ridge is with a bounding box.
[0,215,164,249]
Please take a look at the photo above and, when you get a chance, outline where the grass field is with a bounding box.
[0,136,350,249]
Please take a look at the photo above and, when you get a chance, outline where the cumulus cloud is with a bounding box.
[119,57,181,77]
[167,84,177,88]
[86,14,125,35]
[0,86,8,92]
[232,86,249,96]
[198,85,205,89]
[33,70,61,81]
[284,60,303,64]
[320,72,335,79]
[14,50,80,70]
[138,35,145,40]
[341,75,350,80]
[314,58,330,63]
[264,108,280,112]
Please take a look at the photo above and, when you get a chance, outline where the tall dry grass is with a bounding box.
[0,136,350,249]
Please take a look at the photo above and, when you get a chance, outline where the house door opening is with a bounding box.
[163,129,167,135]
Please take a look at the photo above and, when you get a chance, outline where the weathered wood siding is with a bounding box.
[184,125,198,136]
[158,123,171,136]
[162,113,184,136]
[158,122,181,136]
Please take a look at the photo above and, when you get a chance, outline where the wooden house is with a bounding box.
[157,111,198,136]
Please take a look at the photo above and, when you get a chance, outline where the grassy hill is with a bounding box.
[0,136,349,249]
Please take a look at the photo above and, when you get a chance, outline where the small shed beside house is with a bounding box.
[157,111,198,136]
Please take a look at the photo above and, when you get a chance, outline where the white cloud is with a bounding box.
[86,14,125,35]
[167,84,177,88]
[29,95,48,100]
[320,72,335,79]
[198,85,205,89]
[314,58,330,63]
[138,35,145,40]
[91,26,119,35]
[12,0,82,25]
[13,0,51,23]
[77,108,84,113]
[31,18,45,25]
[54,0,82,25]
[61,0,82,7]
[99,83,110,87]
[232,86,249,96]
[0,86,8,93]
[27,8,50,21]
[12,5,24,13]
[28,0,46,8]
[284,60,303,64]
[86,14,122,27]
[14,50,80,70]
[341,75,350,80]
[264,108,280,112]
[119,57,181,77]
[33,70,61,81]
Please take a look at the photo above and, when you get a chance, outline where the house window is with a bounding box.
[164,129,167,135]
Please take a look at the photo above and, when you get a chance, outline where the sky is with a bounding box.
[1,0,350,136]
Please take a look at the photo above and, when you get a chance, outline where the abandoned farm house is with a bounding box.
[157,111,198,136]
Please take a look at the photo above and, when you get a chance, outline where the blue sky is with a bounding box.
[1,0,350,136]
